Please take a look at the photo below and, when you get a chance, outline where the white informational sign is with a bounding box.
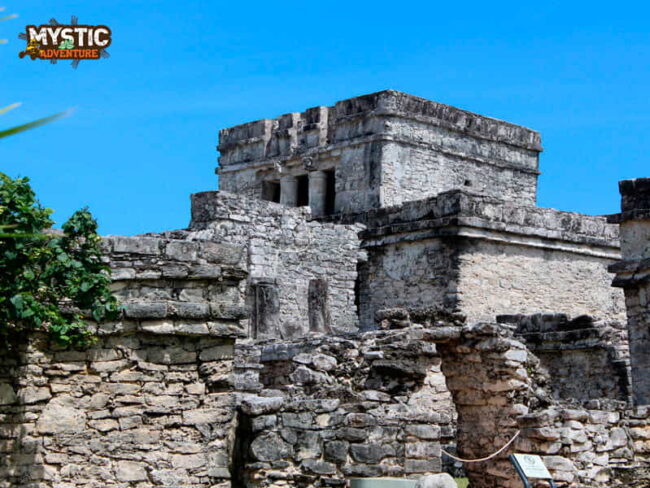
[512,454,553,479]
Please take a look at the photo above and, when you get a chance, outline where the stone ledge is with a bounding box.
[104,236,245,266]
[122,301,248,321]
[218,90,542,167]
[326,190,619,251]
[216,132,541,176]
[95,319,246,338]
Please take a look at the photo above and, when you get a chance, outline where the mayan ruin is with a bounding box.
[1,89,649,488]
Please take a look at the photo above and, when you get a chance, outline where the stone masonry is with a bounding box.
[0,236,248,488]
[1,91,649,488]
[217,91,542,214]
[609,178,650,405]
[329,190,624,328]
[164,190,365,339]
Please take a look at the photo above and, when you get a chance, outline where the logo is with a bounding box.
[18,16,111,68]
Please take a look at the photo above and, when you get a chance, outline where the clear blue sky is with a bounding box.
[1,1,648,235]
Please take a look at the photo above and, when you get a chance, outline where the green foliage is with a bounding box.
[1,7,67,137]
[0,172,119,347]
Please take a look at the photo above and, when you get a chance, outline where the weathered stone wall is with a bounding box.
[0,236,249,488]
[217,90,542,213]
[505,314,631,403]
[516,403,645,487]
[231,317,465,488]
[330,190,624,329]
[0,333,237,488]
[183,191,365,339]
[437,320,650,488]
[356,239,460,329]
[458,239,625,323]
[379,127,539,208]
[106,236,248,338]
[609,178,650,405]
[435,322,540,488]
[229,309,650,488]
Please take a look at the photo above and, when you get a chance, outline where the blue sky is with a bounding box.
[1,1,648,235]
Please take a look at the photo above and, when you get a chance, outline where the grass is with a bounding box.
[454,478,469,488]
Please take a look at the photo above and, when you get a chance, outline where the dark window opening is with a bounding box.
[297,174,309,207]
[262,181,281,203]
[464,179,472,187]
[325,170,336,215]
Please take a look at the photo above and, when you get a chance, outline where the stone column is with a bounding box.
[280,175,297,207]
[609,178,650,405]
[308,170,327,217]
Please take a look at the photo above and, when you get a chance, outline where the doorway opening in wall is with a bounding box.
[297,174,309,207]
[262,181,281,203]
[325,169,336,215]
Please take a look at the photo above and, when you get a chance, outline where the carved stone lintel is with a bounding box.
[302,157,316,172]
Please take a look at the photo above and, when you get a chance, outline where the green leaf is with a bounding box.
[10,294,24,310]
[0,172,119,348]
[0,111,70,140]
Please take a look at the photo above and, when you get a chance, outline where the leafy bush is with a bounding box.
[0,172,119,346]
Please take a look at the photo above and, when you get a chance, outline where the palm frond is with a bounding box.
[0,111,69,140]
[18,32,27,40]
[0,103,21,116]
[100,49,110,59]
[49,18,58,25]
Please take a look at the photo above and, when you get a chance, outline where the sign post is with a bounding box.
[509,454,558,488]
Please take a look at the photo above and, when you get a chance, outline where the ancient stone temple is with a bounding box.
[1,90,649,488]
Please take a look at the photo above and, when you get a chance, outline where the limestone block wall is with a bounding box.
[379,122,539,208]
[458,239,625,323]
[332,190,624,329]
[356,239,460,329]
[437,323,535,488]
[217,90,542,214]
[437,321,650,488]
[230,312,650,488]
[231,325,463,487]
[105,236,249,338]
[0,236,249,488]
[515,404,641,487]
[186,191,365,339]
[505,314,631,403]
[0,333,238,488]
[609,178,650,405]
